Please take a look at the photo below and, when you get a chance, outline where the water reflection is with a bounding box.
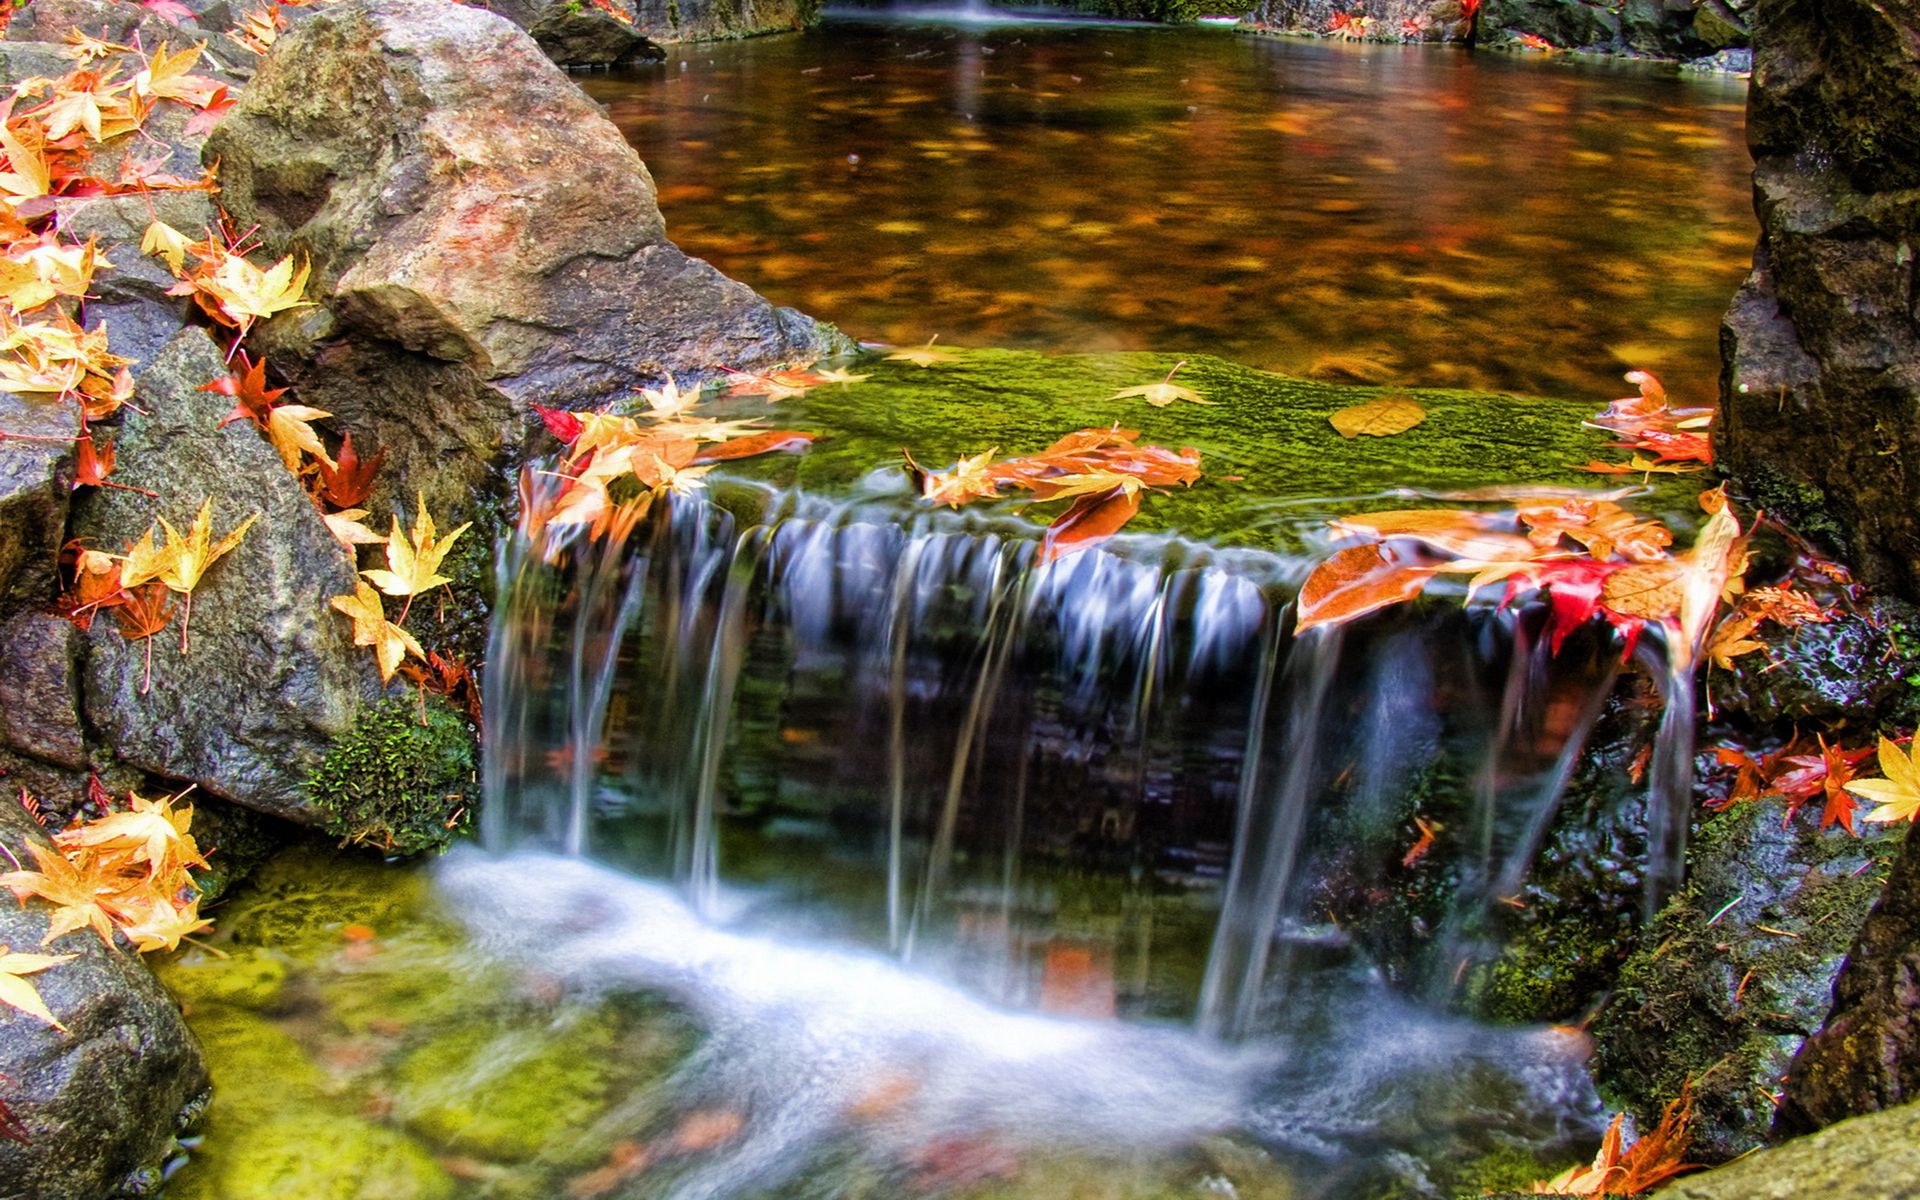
[584,15,1754,403]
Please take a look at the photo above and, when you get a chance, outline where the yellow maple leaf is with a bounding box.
[54,789,204,878]
[637,376,701,419]
[148,498,260,652]
[1846,738,1920,824]
[112,894,211,954]
[814,366,871,385]
[1106,361,1211,409]
[261,402,335,473]
[0,944,75,1031]
[330,580,424,682]
[135,42,223,108]
[322,507,387,548]
[174,248,312,334]
[0,841,119,948]
[885,339,961,367]
[360,494,471,617]
[141,220,192,275]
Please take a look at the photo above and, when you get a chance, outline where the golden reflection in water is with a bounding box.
[585,19,1754,405]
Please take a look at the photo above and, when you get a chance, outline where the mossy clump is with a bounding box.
[1591,799,1901,1161]
[1068,0,1258,20]
[303,696,474,856]
[156,948,291,1013]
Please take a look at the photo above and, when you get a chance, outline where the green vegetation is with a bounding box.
[302,696,475,855]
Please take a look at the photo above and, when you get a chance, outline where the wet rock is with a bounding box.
[0,392,74,614]
[0,800,210,1200]
[1654,1098,1920,1200]
[1719,0,1920,601]
[1240,1,1475,41]
[0,612,87,770]
[1712,595,1920,730]
[1477,0,1620,50]
[0,41,77,85]
[72,328,381,822]
[1774,820,1920,1135]
[1691,0,1750,50]
[1591,799,1901,1161]
[6,0,191,48]
[207,0,844,525]
[526,6,663,68]
[627,0,819,44]
[55,191,221,372]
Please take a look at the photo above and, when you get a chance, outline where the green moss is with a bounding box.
[302,696,474,856]
[1591,800,1901,1159]
[1444,1144,1557,1198]
[1469,917,1625,1025]
[698,349,1698,556]
[1066,0,1256,20]
[1732,461,1845,551]
[181,1004,332,1131]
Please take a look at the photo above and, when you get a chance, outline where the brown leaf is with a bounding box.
[1295,544,1432,633]
[1598,560,1686,620]
[1039,485,1140,563]
[1329,396,1425,439]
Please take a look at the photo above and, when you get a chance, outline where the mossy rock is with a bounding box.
[211,842,436,961]
[179,1004,333,1134]
[696,349,1700,557]
[302,694,475,856]
[391,1014,626,1164]
[1591,799,1902,1161]
[164,1109,455,1200]
[155,947,292,1013]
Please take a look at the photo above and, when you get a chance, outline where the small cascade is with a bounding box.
[482,483,1685,1031]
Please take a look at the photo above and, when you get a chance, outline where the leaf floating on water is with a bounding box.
[1596,560,1686,621]
[1329,509,1539,562]
[1294,544,1433,633]
[1106,360,1211,408]
[1329,395,1426,439]
[692,429,821,463]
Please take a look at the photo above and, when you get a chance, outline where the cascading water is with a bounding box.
[450,469,1699,1196]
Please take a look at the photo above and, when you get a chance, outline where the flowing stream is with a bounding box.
[160,16,1755,1199]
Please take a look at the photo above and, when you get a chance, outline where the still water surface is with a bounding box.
[585,13,1754,403]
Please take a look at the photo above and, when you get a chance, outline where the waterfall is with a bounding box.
[481,483,1680,1033]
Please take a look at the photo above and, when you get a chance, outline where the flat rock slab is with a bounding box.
[702,348,1700,557]
[1656,1098,1920,1199]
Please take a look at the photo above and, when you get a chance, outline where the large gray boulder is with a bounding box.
[0,799,210,1199]
[0,394,73,615]
[207,0,843,518]
[71,329,381,822]
[1719,0,1920,599]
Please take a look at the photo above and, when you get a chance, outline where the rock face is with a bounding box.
[0,801,210,1199]
[1592,800,1900,1161]
[72,329,381,821]
[626,0,817,44]
[1774,820,1920,1135]
[1719,0,1920,600]
[1244,0,1746,55]
[1655,1098,1920,1200]
[477,0,663,67]
[208,0,843,516]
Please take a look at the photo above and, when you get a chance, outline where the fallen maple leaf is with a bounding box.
[360,494,471,622]
[1529,1088,1695,1195]
[0,841,119,947]
[1039,484,1140,562]
[205,355,335,472]
[1106,360,1211,408]
[692,429,820,463]
[330,581,425,683]
[1295,544,1434,633]
[133,498,259,653]
[1846,738,1920,825]
[322,507,386,548]
[1329,395,1425,439]
[312,431,383,509]
[0,945,74,1031]
[113,583,175,694]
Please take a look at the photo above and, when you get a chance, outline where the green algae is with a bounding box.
[155,948,290,1013]
[165,1110,456,1200]
[697,349,1700,557]
[208,842,438,961]
[391,1016,621,1164]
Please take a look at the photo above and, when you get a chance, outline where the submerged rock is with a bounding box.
[0,801,209,1200]
[1591,799,1900,1161]
[1720,0,1920,600]
[208,0,843,521]
[1654,1097,1920,1200]
[72,329,380,822]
